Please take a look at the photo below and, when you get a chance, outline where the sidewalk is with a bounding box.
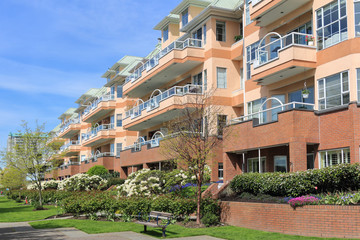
[0,222,223,240]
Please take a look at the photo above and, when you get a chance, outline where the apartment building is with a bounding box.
[45,0,360,183]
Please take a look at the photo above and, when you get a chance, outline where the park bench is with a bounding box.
[136,211,173,237]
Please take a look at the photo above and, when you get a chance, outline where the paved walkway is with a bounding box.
[0,222,223,240]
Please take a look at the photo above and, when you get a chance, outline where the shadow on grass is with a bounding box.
[141,229,181,238]
[0,206,33,214]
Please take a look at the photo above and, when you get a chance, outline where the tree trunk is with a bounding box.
[196,178,202,225]
[38,181,43,208]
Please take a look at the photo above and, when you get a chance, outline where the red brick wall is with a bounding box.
[221,201,360,239]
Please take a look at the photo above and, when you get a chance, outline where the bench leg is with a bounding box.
[162,228,166,238]
[144,225,147,232]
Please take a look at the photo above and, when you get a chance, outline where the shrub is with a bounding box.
[58,174,108,191]
[87,166,109,177]
[107,178,125,187]
[230,164,360,197]
[201,213,219,227]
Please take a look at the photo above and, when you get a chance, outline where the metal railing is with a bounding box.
[59,118,80,133]
[59,161,80,169]
[83,94,115,117]
[124,38,203,85]
[124,84,203,120]
[229,102,315,126]
[60,140,80,151]
[83,123,115,141]
[254,33,315,67]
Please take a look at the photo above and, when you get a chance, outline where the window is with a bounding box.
[203,24,207,44]
[81,155,86,162]
[316,0,347,50]
[192,27,202,40]
[203,69,207,91]
[274,156,287,172]
[288,86,315,109]
[288,22,313,44]
[318,71,349,110]
[358,69,360,102]
[247,157,266,173]
[110,143,114,154]
[182,9,188,27]
[245,0,253,26]
[218,163,224,179]
[116,114,122,127]
[271,95,285,121]
[216,21,226,41]
[117,85,123,98]
[240,68,244,90]
[217,115,227,136]
[217,67,227,88]
[246,41,264,79]
[116,143,122,157]
[356,1,360,37]
[192,72,202,85]
[319,148,350,168]
[163,26,169,42]
[247,98,267,121]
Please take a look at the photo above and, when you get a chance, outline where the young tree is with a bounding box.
[0,167,26,190]
[160,88,226,224]
[1,122,60,208]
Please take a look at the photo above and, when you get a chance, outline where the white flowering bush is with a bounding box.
[27,180,61,190]
[57,173,108,191]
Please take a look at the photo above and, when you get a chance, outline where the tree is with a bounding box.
[87,165,108,177]
[160,89,226,224]
[0,167,26,190]
[1,121,60,208]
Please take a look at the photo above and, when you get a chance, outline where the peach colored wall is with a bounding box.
[162,23,180,48]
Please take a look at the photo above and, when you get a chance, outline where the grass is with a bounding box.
[29,219,343,240]
[0,197,58,222]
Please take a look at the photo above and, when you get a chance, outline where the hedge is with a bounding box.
[230,164,360,197]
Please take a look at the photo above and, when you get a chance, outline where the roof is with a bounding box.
[171,0,212,14]
[145,42,162,59]
[101,55,143,78]
[58,108,77,120]
[75,88,101,104]
[154,14,180,30]
[50,123,61,133]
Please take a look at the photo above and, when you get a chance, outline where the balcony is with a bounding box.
[123,85,203,131]
[58,119,81,138]
[80,152,115,172]
[250,0,312,27]
[123,38,204,98]
[82,124,115,147]
[251,32,316,85]
[60,140,81,156]
[58,162,80,177]
[45,168,58,180]
[226,101,319,152]
[82,94,116,123]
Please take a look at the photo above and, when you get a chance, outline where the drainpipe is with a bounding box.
[258,148,262,173]
[242,6,247,116]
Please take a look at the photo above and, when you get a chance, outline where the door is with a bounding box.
[307,153,314,169]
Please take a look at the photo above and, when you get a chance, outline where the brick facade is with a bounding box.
[221,201,360,239]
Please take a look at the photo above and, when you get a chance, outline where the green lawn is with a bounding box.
[29,219,342,240]
[0,197,58,222]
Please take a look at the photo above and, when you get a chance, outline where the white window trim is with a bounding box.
[247,157,266,173]
[319,147,350,168]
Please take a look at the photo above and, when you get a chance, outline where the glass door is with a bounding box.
[271,95,285,121]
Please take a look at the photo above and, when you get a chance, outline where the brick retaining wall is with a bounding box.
[221,201,360,238]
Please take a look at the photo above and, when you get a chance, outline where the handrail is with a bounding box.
[124,84,203,120]
[60,140,80,151]
[83,123,115,141]
[83,94,115,117]
[59,118,80,133]
[124,38,203,86]
[254,32,315,67]
[229,101,315,125]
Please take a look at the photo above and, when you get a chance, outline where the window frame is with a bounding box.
[274,155,288,172]
[182,8,189,27]
[218,163,224,180]
[216,67,227,89]
[163,26,169,42]
[216,21,226,42]
[355,0,360,37]
[319,147,350,168]
[116,114,122,127]
[247,157,266,173]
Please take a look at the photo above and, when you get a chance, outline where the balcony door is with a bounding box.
[288,86,314,109]
[271,95,285,121]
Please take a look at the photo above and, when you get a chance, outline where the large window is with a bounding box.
[247,157,266,173]
[274,156,287,172]
[316,0,347,50]
[319,148,350,168]
[116,114,122,127]
[355,1,360,37]
[216,21,226,42]
[217,67,227,88]
[192,72,202,85]
[318,71,349,110]
[246,41,264,79]
[358,69,360,102]
[163,26,169,42]
[288,86,315,109]
[116,143,122,158]
[247,98,266,120]
[182,9,188,27]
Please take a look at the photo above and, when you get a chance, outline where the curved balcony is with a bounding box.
[123,85,203,131]
[80,152,115,172]
[58,162,80,177]
[123,38,204,98]
[251,0,312,27]
[82,124,116,147]
[58,119,81,138]
[60,140,81,156]
[251,32,316,85]
[82,94,116,123]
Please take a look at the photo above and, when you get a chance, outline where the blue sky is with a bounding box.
[0,0,181,157]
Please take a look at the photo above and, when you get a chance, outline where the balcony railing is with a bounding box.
[60,140,80,152]
[124,38,203,86]
[82,152,115,163]
[124,84,203,120]
[252,0,263,6]
[59,118,80,133]
[83,94,115,117]
[229,101,315,126]
[83,123,115,142]
[254,33,315,68]
[60,161,80,169]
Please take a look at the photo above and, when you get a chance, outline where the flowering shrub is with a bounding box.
[288,196,320,208]
[319,192,360,205]
[27,180,61,190]
[58,174,108,191]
